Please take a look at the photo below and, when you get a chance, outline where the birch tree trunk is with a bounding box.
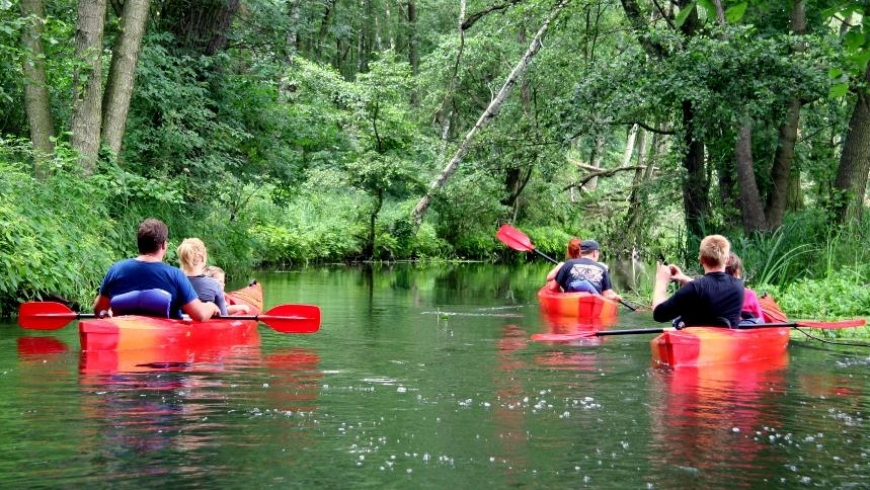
[412,0,571,226]
[20,0,55,176]
[102,0,151,158]
[70,0,107,174]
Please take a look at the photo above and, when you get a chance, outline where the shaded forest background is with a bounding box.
[2,0,870,316]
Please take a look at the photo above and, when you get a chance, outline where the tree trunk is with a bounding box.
[412,0,569,226]
[735,120,767,232]
[20,0,55,176]
[681,100,708,239]
[407,1,418,75]
[160,0,239,55]
[765,0,806,229]
[624,126,648,238]
[70,0,107,174]
[832,64,870,223]
[586,129,605,191]
[102,0,151,158]
[286,0,299,61]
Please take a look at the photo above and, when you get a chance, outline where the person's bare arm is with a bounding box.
[602,289,621,302]
[546,262,563,282]
[227,304,251,315]
[93,295,110,315]
[668,264,693,285]
[652,262,673,310]
[182,299,221,321]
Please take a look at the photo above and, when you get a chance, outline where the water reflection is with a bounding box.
[71,338,322,484]
[648,353,789,485]
[17,336,70,359]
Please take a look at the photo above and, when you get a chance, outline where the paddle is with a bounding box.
[531,318,868,341]
[18,301,321,334]
[496,224,641,312]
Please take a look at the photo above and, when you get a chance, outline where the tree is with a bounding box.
[20,0,55,175]
[69,0,107,172]
[102,0,151,157]
[412,0,570,226]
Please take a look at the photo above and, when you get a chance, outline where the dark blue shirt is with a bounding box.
[653,272,745,327]
[554,258,613,293]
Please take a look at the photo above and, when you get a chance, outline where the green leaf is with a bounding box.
[829,83,849,99]
[844,30,865,52]
[725,2,748,23]
[675,2,696,28]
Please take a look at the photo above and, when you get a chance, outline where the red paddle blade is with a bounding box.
[258,304,321,334]
[496,224,535,252]
[795,319,866,329]
[18,302,79,330]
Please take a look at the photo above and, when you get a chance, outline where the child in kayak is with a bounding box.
[177,238,228,316]
[205,265,251,315]
[545,238,622,302]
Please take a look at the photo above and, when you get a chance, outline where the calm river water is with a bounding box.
[1,263,868,489]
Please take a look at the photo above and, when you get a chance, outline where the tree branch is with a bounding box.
[462,0,525,31]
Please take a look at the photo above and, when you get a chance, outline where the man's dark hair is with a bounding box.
[137,218,169,254]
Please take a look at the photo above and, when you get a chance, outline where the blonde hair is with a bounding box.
[698,234,730,268]
[204,265,225,280]
[177,238,208,274]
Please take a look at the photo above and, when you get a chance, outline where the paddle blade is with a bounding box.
[496,224,535,252]
[795,318,866,329]
[258,304,321,333]
[18,302,80,330]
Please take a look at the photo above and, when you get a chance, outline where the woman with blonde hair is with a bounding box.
[652,234,744,328]
[177,238,228,316]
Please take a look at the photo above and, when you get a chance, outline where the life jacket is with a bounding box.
[110,289,172,317]
[565,279,600,294]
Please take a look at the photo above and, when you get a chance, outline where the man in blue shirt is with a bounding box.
[92,218,220,321]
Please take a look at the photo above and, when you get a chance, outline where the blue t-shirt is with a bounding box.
[99,259,199,319]
[188,275,228,316]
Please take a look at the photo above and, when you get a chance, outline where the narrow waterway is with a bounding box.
[1,263,868,488]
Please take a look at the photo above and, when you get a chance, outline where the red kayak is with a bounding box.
[537,286,619,319]
[79,282,264,352]
[650,326,790,368]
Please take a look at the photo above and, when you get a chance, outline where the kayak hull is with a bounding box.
[651,326,790,368]
[537,286,619,319]
[79,282,264,353]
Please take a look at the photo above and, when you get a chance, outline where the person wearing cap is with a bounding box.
[545,238,622,301]
[652,234,744,328]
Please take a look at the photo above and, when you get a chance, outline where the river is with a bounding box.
[1,263,868,488]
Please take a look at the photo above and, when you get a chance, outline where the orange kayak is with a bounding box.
[537,286,619,319]
[79,282,264,353]
[650,326,790,368]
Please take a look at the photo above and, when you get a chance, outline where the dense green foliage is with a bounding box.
[0,0,869,319]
